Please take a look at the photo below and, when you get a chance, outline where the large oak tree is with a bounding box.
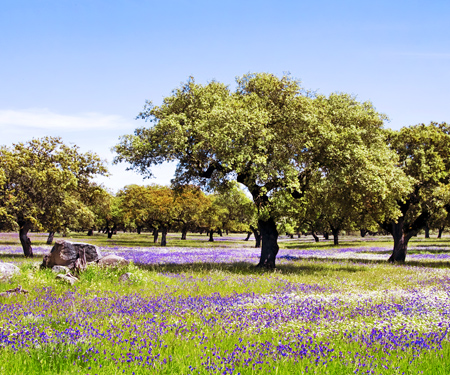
[114,73,405,267]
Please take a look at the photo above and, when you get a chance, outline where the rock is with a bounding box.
[42,240,102,269]
[119,272,132,283]
[52,265,70,274]
[56,273,79,285]
[98,254,129,267]
[0,262,20,280]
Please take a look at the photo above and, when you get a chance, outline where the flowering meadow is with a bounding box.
[0,233,450,374]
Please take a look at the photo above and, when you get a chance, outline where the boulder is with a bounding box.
[51,265,70,274]
[0,263,20,280]
[42,240,102,269]
[56,273,78,285]
[98,254,129,267]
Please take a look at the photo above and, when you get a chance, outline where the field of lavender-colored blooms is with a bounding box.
[0,231,450,374]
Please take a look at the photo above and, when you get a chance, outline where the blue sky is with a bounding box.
[1,0,449,192]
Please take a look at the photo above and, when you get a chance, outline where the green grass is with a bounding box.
[1,232,450,374]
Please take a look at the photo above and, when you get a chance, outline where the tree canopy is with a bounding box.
[115,73,407,266]
[0,137,108,256]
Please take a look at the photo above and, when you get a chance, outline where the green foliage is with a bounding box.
[0,137,108,233]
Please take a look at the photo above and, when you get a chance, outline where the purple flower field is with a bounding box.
[0,242,450,373]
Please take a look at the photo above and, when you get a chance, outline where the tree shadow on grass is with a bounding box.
[135,260,365,276]
[135,255,450,276]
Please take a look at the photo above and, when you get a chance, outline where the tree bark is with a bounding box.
[153,228,159,243]
[311,232,319,242]
[330,226,339,245]
[209,230,214,242]
[250,225,261,248]
[19,221,33,257]
[257,217,279,268]
[388,219,415,262]
[181,226,188,240]
[161,227,168,246]
[46,231,55,245]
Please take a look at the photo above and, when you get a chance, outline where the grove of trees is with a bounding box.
[1,73,449,266]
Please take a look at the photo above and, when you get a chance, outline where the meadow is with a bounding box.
[0,231,449,374]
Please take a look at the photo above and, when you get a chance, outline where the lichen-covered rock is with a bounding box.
[0,263,20,280]
[42,240,102,269]
[98,254,129,267]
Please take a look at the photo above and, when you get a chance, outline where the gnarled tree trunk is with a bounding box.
[388,219,413,262]
[257,217,279,268]
[19,221,33,257]
[46,231,55,244]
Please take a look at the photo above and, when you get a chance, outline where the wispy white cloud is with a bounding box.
[0,108,133,131]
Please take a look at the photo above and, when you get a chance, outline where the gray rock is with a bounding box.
[51,265,70,274]
[56,273,78,285]
[98,254,129,267]
[0,262,20,280]
[119,272,132,283]
[42,240,102,269]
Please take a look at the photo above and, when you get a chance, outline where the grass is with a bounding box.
[0,231,450,374]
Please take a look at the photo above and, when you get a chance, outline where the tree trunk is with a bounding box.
[137,226,142,235]
[297,232,301,238]
[19,221,33,257]
[153,228,159,243]
[244,232,251,241]
[87,229,93,236]
[218,229,223,237]
[388,220,413,262]
[360,229,367,238]
[209,230,214,242]
[438,226,444,238]
[161,227,168,246]
[311,232,319,242]
[181,226,188,240]
[46,231,55,245]
[424,225,430,238]
[323,231,329,240]
[250,225,261,248]
[257,217,279,268]
[330,226,339,245]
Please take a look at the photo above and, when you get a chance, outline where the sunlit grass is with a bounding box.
[1,232,450,373]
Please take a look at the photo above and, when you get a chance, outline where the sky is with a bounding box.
[1,0,449,192]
